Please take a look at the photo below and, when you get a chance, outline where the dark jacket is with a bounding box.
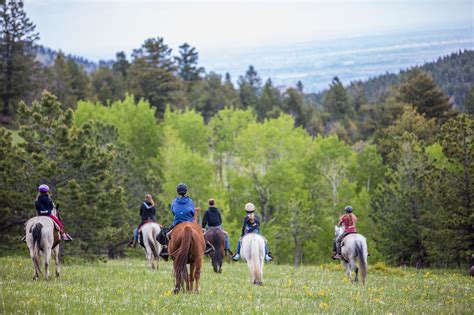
[140,201,156,221]
[171,196,195,226]
[35,194,54,216]
[202,207,222,228]
[241,214,260,236]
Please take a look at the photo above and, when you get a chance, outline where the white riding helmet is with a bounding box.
[244,202,255,212]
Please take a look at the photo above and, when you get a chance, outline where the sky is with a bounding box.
[24,0,473,61]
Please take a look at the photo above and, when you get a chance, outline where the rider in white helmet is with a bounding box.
[231,202,272,261]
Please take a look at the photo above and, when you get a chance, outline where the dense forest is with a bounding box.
[1,1,472,267]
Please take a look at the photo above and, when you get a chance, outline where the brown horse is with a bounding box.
[168,222,205,293]
[204,227,225,273]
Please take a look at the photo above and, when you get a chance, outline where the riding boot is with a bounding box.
[160,246,169,261]
[332,246,342,259]
[62,233,73,242]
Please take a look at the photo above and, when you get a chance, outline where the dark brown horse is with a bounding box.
[204,227,225,273]
[168,222,205,293]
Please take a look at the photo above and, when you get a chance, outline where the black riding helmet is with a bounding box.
[344,205,353,213]
[177,183,187,196]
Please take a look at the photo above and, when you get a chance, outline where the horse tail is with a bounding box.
[356,239,368,284]
[32,223,43,275]
[173,225,192,291]
[250,236,263,283]
[212,231,223,272]
[148,230,160,259]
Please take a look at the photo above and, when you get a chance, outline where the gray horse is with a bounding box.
[335,226,368,284]
[25,208,61,280]
[140,222,162,270]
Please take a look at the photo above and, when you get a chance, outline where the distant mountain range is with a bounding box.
[35,45,112,73]
[200,27,473,93]
[35,27,473,107]
[308,50,474,108]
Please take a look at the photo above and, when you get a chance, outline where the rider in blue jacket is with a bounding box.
[171,183,195,227]
[159,183,195,258]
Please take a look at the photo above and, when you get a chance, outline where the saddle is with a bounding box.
[156,227,170,246]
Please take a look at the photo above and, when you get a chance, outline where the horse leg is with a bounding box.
[194,261,202,293]
[189,263,195,292]
[54,245,60,278]
[354,265,359,283]
[29,247,40,281]
[44,247,52,280]
[344,261,353,283]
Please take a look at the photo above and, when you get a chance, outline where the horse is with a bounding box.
[204,227,225,273]
[168,222,205,293]
[240,233,265,285]
[25,208,61,280]
[335,225,368,284]
[139,222,162,270]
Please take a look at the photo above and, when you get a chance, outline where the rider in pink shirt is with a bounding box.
[332,205,357,259]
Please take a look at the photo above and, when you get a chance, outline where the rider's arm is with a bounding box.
[241,217,247,236]
[217,211,222,226]
[337,215,344,226]
[352,214,358,224]
[202,211,208,228]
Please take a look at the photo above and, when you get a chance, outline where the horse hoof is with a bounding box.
[173,289,180,295]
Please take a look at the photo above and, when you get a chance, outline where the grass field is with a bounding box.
[0,256,472,314]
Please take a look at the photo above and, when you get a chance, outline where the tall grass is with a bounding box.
[0,256,472,314]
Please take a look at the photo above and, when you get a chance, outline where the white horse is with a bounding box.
[241,233,265,285]
[140,222,162,270]
[25,209,61,280]
[335,226,368,284]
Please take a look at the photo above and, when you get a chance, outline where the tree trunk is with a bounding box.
[293,235,302,267]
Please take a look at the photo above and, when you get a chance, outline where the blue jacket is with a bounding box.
[35,194,54,215]
[171,196,195,226]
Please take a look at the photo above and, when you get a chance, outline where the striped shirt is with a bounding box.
[338,213,357,233]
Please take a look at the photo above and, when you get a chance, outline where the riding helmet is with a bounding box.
[344,205,353,213]
[176,183,188,196]
[38,184,50,193]
[245,202,255,212]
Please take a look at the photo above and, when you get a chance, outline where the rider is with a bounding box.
[202,198,233,256]
[34,184,72,241]
[332,205,358,259]
[159,183,195,257]
[231,202,272,262]
[128,194,156,248]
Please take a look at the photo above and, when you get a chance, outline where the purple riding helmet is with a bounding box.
[38,184,50,193]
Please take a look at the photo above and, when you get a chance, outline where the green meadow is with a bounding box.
[0,256,472,314]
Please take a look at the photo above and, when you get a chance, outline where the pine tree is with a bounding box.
[238,65,262,109]
[322,76,354,121]
[46,53,90,109]
[12,91,130,258]
[0,0,40,122]
[258,78,282,121]
[283,88,305,127]
[398,69,453,120]
[463,85,474,114]
[175,43,204,82]
[128,37,185,117]
[91,66,125,104]
[112,51,130,79]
